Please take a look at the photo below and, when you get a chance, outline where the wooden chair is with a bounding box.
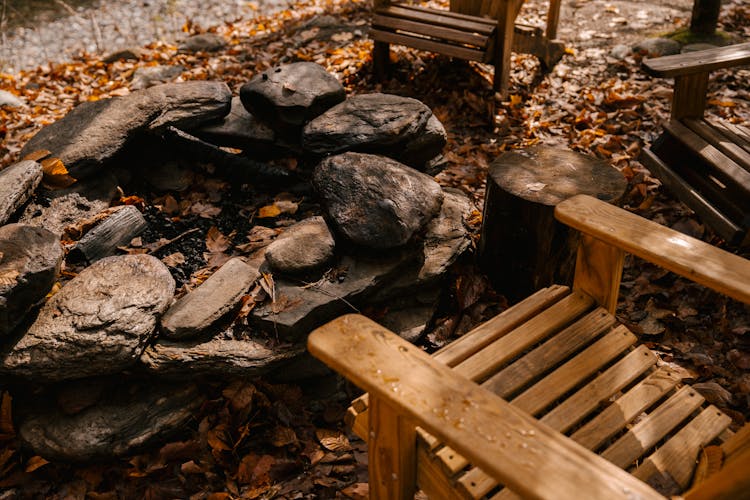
[308,194,750,499]
[640,42,750,246]
[370,0,565,97]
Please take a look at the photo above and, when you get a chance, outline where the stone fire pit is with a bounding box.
[0,62,473,461]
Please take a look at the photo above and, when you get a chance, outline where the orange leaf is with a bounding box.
[40,157,77,189]
[257,204,281,218]
[25,455,49,472]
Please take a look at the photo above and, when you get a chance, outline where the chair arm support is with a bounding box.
[308,314,665,500]
[555,195,750,305]
[642,42,750,78]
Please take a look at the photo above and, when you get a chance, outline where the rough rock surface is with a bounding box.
[0,224,63,337]
[1,254,175,381]
[265,216,335,274]
[239,62,345,134]
[302,93,445,167]
[179,33,227,52]
[20,192,110,237]
[251,252,414,339]
[191,97,277,151]
[314,152,444,249]
[141,337,304,376]
[0,90,25,108]
[160,257,260,339]
[0,160,42,226]
[633,37,680,57]
[20,81,232,178]
[18,381,202,461]
[131,64,185,90]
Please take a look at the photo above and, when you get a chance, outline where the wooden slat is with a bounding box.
[570,367,683,451]
[377,4,496,33]
[572,234,625,314]
[684,118,750,171]
[642,42,750,78]
[555,195,750,305]
[368,397,418,498]
[482,308,617,398]
[458,464,499,498]
[435,444,470,476]
[417,442,465,500]
[708,119,750,154]
[685,437,750,500]
[308,315,665,500]
[601,386,706,468]
[416,427,440,451]
[370,28,487,61]
[434,285,570,367]
[639,148,745,244]
[541,346,659,434]
[373,14,490,48]
[671,72,709,120]
[633,406,732,489]
[511,325,637,416]
[452,291,596,382]
[346,406,368,439]
[665,120,750,195]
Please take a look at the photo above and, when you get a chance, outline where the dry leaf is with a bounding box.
[0,392,13,438]
[0,270,19,287]
[25,456,49,473]
[206,226,231,254]
[40,157,76,188]
[257,204,281,218]
[316,428,351,452]
[162,252,186,267]
[270,426,298,447]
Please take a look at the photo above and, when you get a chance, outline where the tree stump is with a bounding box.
[478,146,627,301]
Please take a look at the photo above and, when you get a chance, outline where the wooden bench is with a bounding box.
[641,42,750,246]
[371,0,565,97]
[308,194,750,499]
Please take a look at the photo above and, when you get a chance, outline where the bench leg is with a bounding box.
[493,8,515,99]
[368,397,417,499]
[373,41,390,81]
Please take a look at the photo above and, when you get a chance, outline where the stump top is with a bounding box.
[488,146,627,206]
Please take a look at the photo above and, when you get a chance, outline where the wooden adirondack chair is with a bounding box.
[640,42,750,246]
[308,194,750,499]
[370,0,565,97]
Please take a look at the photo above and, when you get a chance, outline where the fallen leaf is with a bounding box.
[24,456,49,472]
[0,392,14,438]
[161,252,186,267]
[270,426,298,447]
[257,204,281,218]
[40,157,76,188]
[206,226,231,253]
[316,428,351,452]
[0,270,19,287]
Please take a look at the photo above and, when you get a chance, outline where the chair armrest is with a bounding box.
[642,42,750,78]
[555,195,750,305]
[308,314,665,500]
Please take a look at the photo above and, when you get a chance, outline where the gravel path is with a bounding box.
[0,0,288,72]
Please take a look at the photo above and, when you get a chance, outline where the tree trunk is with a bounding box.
[690,0,721,35]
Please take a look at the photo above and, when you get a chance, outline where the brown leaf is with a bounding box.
[40,157,77,189]
[24,456,49,473]
[161,252,186,267]
[21,149,51,162]
[207,425,232,452]
[316,428,351,452]
[270,426,298,447]
[180,460,204,475]
[341,482,368,499]
[257,204,281,218]
[206,226,231,254]
[0,392,13,438]
[222,380,255,412]
[0,270,19,287]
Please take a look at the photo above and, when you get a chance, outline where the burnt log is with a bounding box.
[478,146,627,301]
[69,205,148,263]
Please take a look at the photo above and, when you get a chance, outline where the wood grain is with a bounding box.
[642,42,750,77]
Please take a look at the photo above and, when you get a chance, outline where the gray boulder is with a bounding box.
[634,38,680,57]
[131,64,184,90]
[1,254,175,381]
[302,93,446,168]
[179,33,226,53]
[239,62,345,134]
[20,192,110,237]
[0,160,42,225]
[0,224,63,337]
[18,381,201,461]
[160,257,259,340]
[191,97,278,152]
[0,90,24,108]
[141,337,304,377]
[20,81,232,178]
[265,216,335,274]
[313,152,444,249]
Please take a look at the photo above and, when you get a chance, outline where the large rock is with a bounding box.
[141,337,304,377]
[314,152,444,249]
[633,38,680,57]
[160,257,260,340]
[265,216,335,275]
[0,224,63,337]
[131,64,184,90]
[20,81,232,178]
[20,192,110,237]
[179,33,226,53]
[239,62,345,134]
[0,160,42,225]
[302,93,446,168]
[191,97,279,152]
[1,254,175,381]
[18,381,201,461]
[251,252,415,339]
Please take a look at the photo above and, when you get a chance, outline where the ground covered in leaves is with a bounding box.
[1,0,750,497]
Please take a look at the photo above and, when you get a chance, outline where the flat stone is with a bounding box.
[302,93,445,168]
[610,44,632,60]
[141,337,304,377]
[251,251,415,339]
[681,43,719,53]
[265,216,335,275]
[20,192,110,237]
[239,62,345,134]
[20,81,231,179]
[0,160,42,225]
[190,97,278,152]
[0,90,25,108]
[102,47,144,63]
[633,38,680,57]
[1,254,175,381]
[314,152,444,249]
[131,64,184,90]
[18,380,201,461]
[0,224,63,337]
[160,257,259,340]
[179,33,226,53]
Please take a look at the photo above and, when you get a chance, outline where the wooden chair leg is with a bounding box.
[373,41,390,81]
[368,397,417,499]
[493,6,515,99]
